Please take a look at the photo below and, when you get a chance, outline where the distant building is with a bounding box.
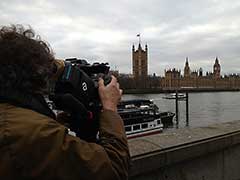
[109,70,119,77]
[162,68,181,88]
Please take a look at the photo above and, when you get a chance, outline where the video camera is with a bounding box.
[50,58,111,141]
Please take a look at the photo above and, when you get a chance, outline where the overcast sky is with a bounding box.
[1,0,240,76]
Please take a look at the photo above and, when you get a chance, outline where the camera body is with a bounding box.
[50,58,111,141]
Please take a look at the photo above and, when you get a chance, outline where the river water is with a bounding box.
[123,92,240,129]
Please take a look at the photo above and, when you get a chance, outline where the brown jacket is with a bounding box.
[0,103,130,180]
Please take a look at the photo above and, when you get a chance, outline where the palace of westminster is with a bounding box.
[116,42,240,90]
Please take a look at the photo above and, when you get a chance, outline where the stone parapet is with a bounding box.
[129,120,240,180]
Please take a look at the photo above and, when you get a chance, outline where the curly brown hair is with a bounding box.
[0,24,55,93]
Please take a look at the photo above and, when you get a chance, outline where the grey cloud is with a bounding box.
[1,0,240,76]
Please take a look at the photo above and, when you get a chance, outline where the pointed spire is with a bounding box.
[132,44,135,51]
[138,43,142,50]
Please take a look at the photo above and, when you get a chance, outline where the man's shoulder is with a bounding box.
[0,103,65,138]
[1,103,54,123]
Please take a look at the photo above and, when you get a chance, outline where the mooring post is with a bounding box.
[175,90,179,126]
[186,92,189,126]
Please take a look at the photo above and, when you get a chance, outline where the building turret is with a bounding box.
[199,67,203,77]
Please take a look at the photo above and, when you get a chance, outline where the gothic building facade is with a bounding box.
[162,57,240,89]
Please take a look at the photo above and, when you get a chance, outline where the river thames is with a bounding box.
[123,91,240,129]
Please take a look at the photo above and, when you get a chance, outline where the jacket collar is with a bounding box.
[0,90,56,120]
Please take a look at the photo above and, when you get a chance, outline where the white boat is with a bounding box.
[125,119,163,139]
[118,99,175,139]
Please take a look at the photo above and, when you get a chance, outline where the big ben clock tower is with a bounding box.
[213,57,221,79]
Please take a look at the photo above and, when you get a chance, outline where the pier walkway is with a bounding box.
[129,120,240,180]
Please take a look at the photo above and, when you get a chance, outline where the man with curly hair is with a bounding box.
[0,25,130,180]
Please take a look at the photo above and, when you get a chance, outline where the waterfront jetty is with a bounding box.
[129,120,240,180]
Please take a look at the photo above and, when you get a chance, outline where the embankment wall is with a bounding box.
[129,120,240,180]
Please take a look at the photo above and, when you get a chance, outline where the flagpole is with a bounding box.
[137,34,141,45]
